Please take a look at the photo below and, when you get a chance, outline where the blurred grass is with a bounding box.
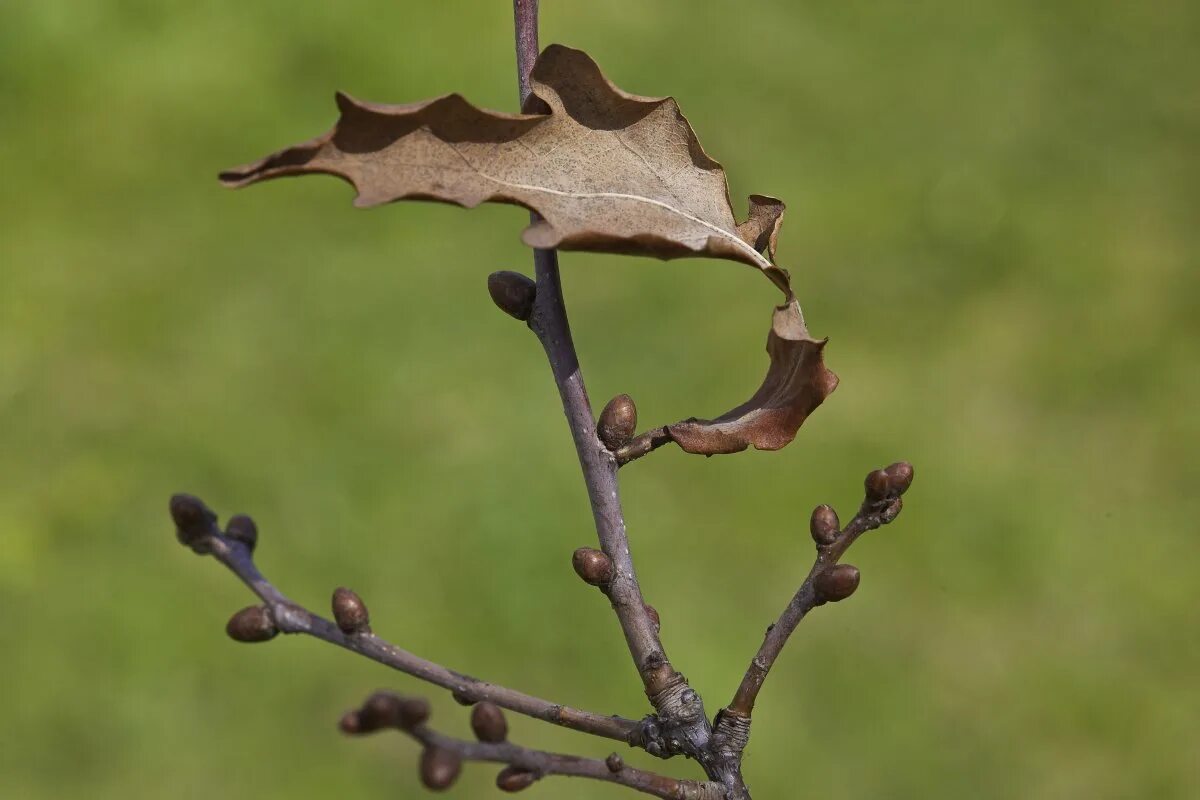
[1,1,1197,798]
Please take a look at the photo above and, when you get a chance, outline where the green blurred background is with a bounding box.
[2,1,1197,798]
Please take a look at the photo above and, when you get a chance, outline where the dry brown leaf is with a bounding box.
[220,44,789,293]
[221,44,838,455]
[667,300,839,455]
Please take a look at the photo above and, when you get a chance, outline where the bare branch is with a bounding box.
[172,495,639,744]
[510,0,696,721]
[340,691,723,799]
[725,462,915,722]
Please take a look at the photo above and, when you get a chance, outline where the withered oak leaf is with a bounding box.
[220,44,839,455]
[220,44,789,293]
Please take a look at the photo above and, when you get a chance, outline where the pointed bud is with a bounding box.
[572,547,614,586]
[814,564,860,602]
[226,605,277,642]
[605,753,624,773]
[597,394,637,450]
[170,493,218,552]
[470,701,508,743]
[225,514,258,552]
[487,271,536,321]
[420,747,462,791]
[885,462,914,495]
[864,469,891,502]
[332,587,371,635]
[644,604,660,633]
[497,766,538,792]
[809,504,840,545]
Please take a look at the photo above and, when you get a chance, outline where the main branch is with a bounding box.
[513,0,700,726]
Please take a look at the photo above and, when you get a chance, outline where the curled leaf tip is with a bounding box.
[668,300,838,455]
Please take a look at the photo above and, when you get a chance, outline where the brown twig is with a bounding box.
[512,0,702,731]
[171,495,639,744]
[339,691,723,799]
[725,463,915,723]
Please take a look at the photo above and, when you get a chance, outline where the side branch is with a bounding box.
[340,690,723,799]
[726,462,914,720]
[170,495,639,744]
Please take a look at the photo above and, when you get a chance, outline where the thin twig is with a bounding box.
[726,465,913,721]
[405,723,722,800]
[181,513,639,743]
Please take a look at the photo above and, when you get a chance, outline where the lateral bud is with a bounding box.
[470,701,508,743]
[487,270,536,321]
[597,394,637,450]
[572,547,615,586]
[864,469,891,502]
[814,564,860,603]
[332,587,371,635]
[605,753,624,773]
[224,513,258,553]
[644,604,661,633]
[885,461,914,495]
[809,504,840,545]
[170,493,218,552]
[226,605,278,642]
[451,690,477,706]
[420,746,462,791]
[496,766,538,792]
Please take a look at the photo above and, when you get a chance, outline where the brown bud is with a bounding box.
[597,394,637,450]
[470,701,508,742]
[885,461,914,495]
[487,270,536,321]
[809,504,840,545]
[400,698,431,730]
[225,605,277,643]
[814,564,860,603]
[496,766,538,792]
[605,753,624,773]
[572,547,614,586]
[864,469,891,502]
[644,604,661,633]
[332,587,370,635]
[359,691,404,731]
[338,710,363,734]
[419,747,462,791]
[225,514,258,552]
[452,690,476,706]
[170,493,218,551]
